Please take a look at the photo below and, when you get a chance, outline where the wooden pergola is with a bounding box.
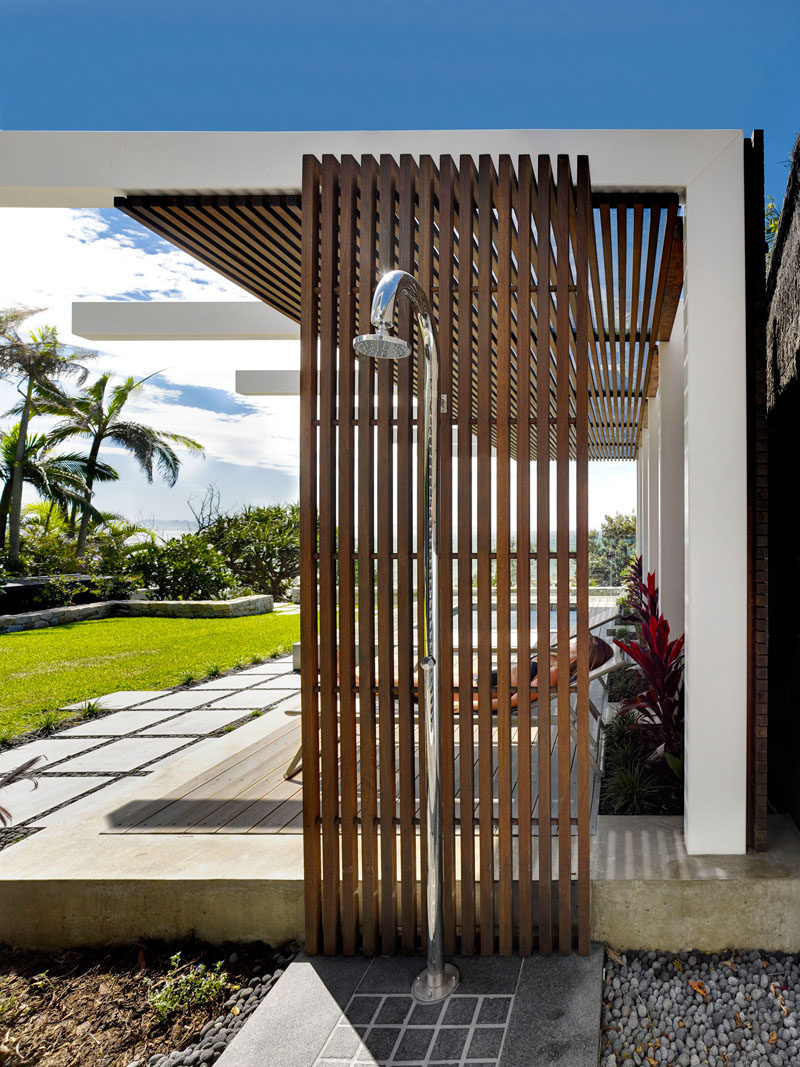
[118,181,682,459]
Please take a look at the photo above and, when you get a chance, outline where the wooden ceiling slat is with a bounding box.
[631,206,662,436]
[116,164,682,460]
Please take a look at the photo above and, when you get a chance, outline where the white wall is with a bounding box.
[682,139,748,855]
[658,304,686,636]
[646,394,661,577]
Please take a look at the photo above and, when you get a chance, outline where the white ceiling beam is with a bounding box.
[72,301,300,341]
[0,129,741,207]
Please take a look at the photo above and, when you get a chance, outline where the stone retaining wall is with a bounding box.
[0,595,273,635]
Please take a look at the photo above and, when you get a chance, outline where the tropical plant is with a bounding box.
[29,372,203,557]
[0,424,118,550]
[125,533,234,600]
[19,505,153,576]
[613,614,685,762]
[0,312,95,565]
[201,502,300,598]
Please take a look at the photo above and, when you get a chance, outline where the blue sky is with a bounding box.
[1,0,798,529]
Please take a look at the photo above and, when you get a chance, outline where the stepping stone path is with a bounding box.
[0,655,299,847]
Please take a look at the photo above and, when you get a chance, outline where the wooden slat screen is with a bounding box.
[299,152,593,956]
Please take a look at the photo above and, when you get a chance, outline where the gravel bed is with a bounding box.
[129,942,299,1067]
[602,949,800,1066]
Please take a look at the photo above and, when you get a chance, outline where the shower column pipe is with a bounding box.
[354,269,459,1002]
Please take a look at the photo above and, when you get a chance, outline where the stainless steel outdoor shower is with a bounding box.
[353,269,459,1003]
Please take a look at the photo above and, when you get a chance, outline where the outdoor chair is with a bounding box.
[281,612,622,780]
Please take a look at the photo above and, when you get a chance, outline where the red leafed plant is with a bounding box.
[619,555,660,627]
[614,614,685,763]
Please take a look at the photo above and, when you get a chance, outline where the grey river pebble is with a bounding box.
[602,949,800,1066]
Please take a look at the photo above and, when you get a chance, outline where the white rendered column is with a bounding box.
[646,393,661,578]
[683,139,748,855]
[636,447,644,556]
[639,427,650,569]
[658,303,686,636]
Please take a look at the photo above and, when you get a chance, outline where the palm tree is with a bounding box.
[0,310,94,565]
[35,373,204,557]
[0,424,118,549]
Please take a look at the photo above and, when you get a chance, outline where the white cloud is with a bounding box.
[0,207,302,490]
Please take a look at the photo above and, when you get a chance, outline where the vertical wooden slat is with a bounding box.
[576,156,592,954]
[535,154,553,956]
[396,153,417,954]
[437,155,458,956]
[299,154,322,954]
[417,155,437,952]
[457,155,477,956]
[616,203,627,451]
[599,204,618,454]
[496,155,513,956]
[555,155,573,955]
[318,155,340,955]
[516,155,534,957]
[627,205,644,456]
[477,154,495,956]
[338,155,359,955]
[357,154,379,956]
[377,155,398,954]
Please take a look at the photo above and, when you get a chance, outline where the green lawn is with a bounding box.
[0,613,301,742]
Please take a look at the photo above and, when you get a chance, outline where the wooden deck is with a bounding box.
[108,688,605,838]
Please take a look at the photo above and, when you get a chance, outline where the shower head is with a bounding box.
[353,324,411,361]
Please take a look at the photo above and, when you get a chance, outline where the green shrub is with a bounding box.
[147,952,228,1023]
[30,573,136,610]
[607,666,643,703]
[126,534,234,601]
[201,503,299,599]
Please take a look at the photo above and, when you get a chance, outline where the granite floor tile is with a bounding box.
[429,1027,470,1060]
[441,994,478,1025]
[234,660,294,676]
[62,690,170,710]
[345,995,382,1025]
[355,1026,401,1061]
[55,736,187,772]
[373,995,412,1025]
[392,1026,435,1062]
[59,709,183,737]
[465,1026,504,1060]
[138,708,250,735]
[407,1000,445,1026]
[476,995,513,1025]
[319,1024,365,1059]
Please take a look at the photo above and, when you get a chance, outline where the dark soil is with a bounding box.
[0,938,287,1067]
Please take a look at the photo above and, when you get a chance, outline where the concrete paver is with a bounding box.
[59,709,184,737]
[0,737,104,772]
[191,675,269,690]
[136,690,237,710]
[55,736,188,773]
[0,775,114,822]
[205,690,288,710]
[138,708,255,735]
[248,674,301,691]
[62,690,171,711]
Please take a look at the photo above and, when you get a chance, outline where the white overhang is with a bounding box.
[0,129,742,207]
[72,300,300,341]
